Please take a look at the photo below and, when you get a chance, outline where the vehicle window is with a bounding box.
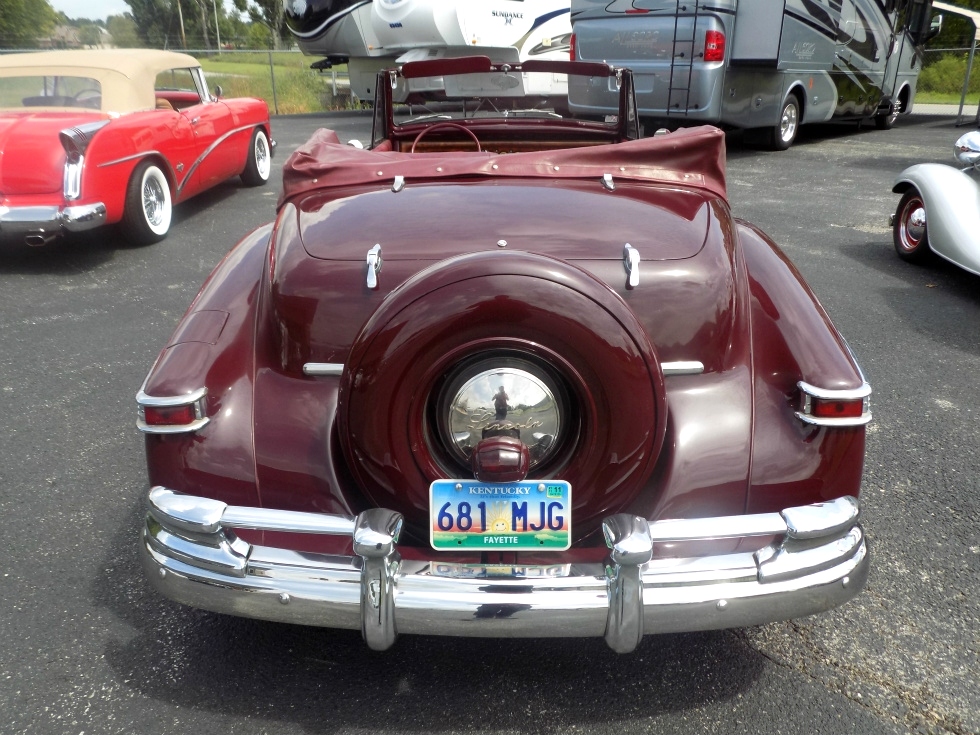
[155,68,204,109]
[838,0,882,61]
[0,75,102,110]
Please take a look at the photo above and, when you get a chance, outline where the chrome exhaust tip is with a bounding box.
[25,233,58,247]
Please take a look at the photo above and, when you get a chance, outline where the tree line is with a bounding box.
[0,0,291,51]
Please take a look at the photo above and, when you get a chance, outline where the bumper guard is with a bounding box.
[141,487,868,652]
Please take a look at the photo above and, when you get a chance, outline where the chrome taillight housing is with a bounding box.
[59,120,109,201]
[796,381,872,426]
[137,387,210,434]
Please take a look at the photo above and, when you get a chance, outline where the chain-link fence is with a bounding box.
[916,46,980,121]
[4,44,978,122]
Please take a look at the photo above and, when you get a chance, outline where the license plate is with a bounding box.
[429,479,572,551]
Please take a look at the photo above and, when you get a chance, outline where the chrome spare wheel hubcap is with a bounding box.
[445,366,562,468]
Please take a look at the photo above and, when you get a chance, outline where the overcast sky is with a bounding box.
[49,0,237,23]
[49,0,131,22]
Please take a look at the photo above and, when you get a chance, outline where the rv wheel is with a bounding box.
[875,103,898,130]
[767,95,800,151]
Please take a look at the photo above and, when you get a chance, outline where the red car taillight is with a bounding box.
[143,404,198,426]
[810,397,865,420]
[704,30,725,62]
[570,32,576,61]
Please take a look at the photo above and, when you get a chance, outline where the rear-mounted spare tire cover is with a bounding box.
[337,251,667,541]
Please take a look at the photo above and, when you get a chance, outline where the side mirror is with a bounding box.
[954,130,980,169]
[925,13,943,42]
[213,84,223,99]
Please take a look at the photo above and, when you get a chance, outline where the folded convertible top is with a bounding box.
[278,125,727,209]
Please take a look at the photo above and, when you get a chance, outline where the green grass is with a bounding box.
[914,91,980,105]
[917,53,980,106]
[197,52,356,114]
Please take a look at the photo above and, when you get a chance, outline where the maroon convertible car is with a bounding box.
[137,57,871,652]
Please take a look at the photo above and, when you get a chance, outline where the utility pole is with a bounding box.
[213,0,222,50]
[176,0,187,49]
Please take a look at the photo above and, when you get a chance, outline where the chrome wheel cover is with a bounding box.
[780,102,798,144]
[255,133,271,180]
[899,199,926,251]
[142,173,167,228]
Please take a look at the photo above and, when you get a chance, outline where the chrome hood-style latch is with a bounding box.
[366,244,382,289]
[623,243,640,288]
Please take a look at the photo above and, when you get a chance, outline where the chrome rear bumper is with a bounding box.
[0,202,106,243]
[141,487,868,652]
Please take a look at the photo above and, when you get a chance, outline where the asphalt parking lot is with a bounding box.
[2,112,978,735]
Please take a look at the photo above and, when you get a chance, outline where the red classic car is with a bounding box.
[138,57,871,652]
[0,49,273,246]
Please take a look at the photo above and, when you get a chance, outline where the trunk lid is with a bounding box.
[0,112,100,195]
[296,181,712,263]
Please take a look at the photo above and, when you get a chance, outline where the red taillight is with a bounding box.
[143,404,198,426]
[811,397,865,420]
[570,32,576,61]
[704,30,725,62]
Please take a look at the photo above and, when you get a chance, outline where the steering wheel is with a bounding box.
[71,88,102,108]
[411,122,482,153]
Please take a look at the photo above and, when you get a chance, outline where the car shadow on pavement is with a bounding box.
[841,238,980,358]
[93,495,766,732]
[0,229,117,271]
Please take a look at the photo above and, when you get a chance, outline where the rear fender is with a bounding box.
[140,224,272,507]
[737,222,868,513]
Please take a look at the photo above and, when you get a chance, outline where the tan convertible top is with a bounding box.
[0,49,201,113]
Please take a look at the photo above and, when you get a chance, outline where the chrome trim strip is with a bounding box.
[141,492,868,652]
[176,123,259,196]
[798,381,872,401]
[150,487,355,535]
[137,387,208,407]
[662,361,704,376]
[98,122,259,195]
[99,150,160,168]
[303,363,345,376]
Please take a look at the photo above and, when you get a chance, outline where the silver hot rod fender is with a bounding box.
[892,163,980,275]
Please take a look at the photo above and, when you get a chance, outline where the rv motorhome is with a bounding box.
[283,0,573,103]
[568,0,941,148]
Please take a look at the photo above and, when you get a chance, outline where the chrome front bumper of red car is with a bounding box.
[0,203,106,244]
[140,487,868,652]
